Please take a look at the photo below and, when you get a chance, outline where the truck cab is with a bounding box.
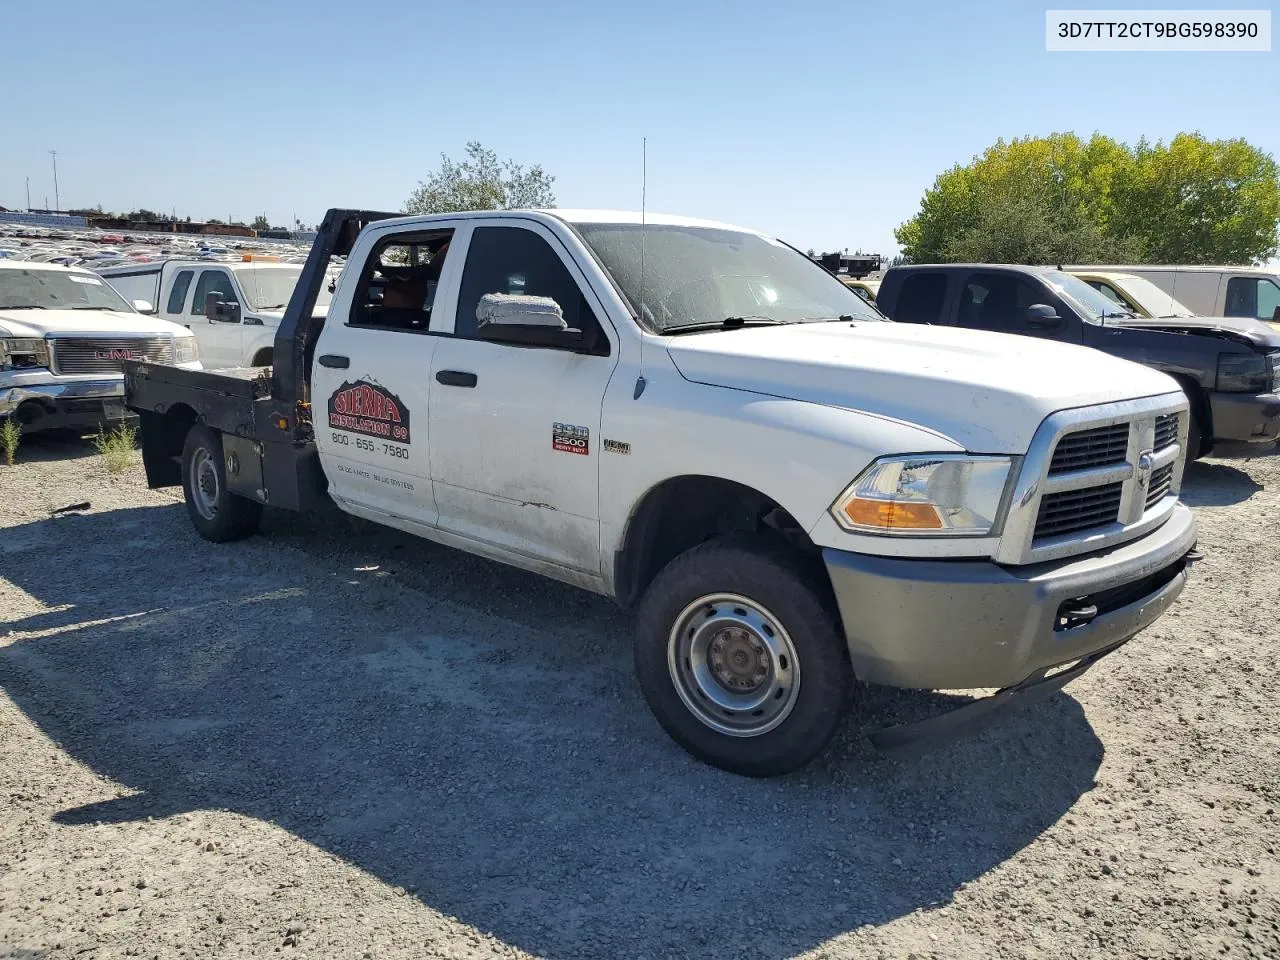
[98,259,333,368]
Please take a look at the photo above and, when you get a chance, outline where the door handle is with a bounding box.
[436,370,477,388]
[318,354,350,369]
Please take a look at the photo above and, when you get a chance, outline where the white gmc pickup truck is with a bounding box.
[1,261,200,433]
[124,208,1199,776]
[98,259,330,368]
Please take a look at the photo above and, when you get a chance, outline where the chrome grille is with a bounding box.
[50,337,174,375]
[1153,414,1180,451]
[1034,483,1123,539]
[998,393,1190,565]
[1146,463,1175,507]
[1048,423,1129,474]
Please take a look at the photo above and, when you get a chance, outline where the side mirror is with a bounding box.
[132,299,155,315]
[476,293,584,349]
[205,292,241,323]
[1026,304,1063,329]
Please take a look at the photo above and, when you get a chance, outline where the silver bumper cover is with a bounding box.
[824,503,1197,690]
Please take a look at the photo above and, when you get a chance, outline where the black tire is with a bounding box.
[181,425,262,542]
[634,537,852,777]
[1186,400,1206,460]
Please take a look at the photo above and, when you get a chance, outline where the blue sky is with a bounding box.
[2,0,1276,256]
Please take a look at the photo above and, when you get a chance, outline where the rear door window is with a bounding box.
[167,270,193,314]
[892,273,948,324]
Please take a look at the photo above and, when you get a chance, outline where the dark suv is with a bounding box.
[878,264,1280,457]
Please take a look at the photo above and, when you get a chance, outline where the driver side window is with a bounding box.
[454,226,606,352]
[190,270,236,315]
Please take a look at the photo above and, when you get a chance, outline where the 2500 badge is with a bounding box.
[328,379,411,443]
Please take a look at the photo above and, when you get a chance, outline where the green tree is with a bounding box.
[406,141,556,214]
[251,215,270,231]
[897,133,1280,265]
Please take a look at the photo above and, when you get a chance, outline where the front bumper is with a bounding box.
[0,377,131,432]
[1209,391,1280,444]
[823,502,1197,691]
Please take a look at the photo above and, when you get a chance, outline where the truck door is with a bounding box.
[188,268,243,367]
[311,227,458,524]
[427,221,619,574]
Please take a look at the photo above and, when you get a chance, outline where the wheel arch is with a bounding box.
[612,474,820,608]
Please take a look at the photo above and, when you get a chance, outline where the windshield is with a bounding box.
[233,265,332,311]
[0,267,134,312]
[575,223,884,331]
[1043,270,1135,323]
[1103,275,1194,317]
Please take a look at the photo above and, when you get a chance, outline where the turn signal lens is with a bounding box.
[843,498,943,529]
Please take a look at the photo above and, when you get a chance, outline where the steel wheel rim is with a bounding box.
[667,592,801,737]
[191,447,220,520]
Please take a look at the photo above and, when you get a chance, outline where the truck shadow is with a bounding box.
[0,504,1104,960]
[6,429,99,465]
[1180,459,1264,507]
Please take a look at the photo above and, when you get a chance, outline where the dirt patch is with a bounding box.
[1,435,1277,959]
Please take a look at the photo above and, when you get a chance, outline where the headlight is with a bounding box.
[830,455,1014,536]
[1216,353,1270,393]
[0,337,51,372]
[173,335,199,364]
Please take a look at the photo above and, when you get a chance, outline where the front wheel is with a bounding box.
[634,538,852,777]
[182,425,262,542]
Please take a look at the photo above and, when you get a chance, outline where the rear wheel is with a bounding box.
[634,537,852,777]
[181,425,262,542]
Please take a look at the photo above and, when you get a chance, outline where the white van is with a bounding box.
[1065,265,1280,326]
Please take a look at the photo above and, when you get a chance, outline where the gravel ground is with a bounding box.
[1,433,1277,960]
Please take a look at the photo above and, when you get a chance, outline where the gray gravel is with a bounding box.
[1,433,1277,959]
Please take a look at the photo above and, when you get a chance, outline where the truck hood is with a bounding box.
[664,321,1180,453]
[1109,314,1280,349]
[0,308,190,339]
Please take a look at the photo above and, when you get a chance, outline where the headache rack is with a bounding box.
[123,208,400,510]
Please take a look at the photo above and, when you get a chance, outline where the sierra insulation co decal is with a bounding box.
[328,379,411,442]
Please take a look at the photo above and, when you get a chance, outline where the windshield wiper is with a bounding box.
[664,316,790,335]
[1101,311,1137,321]
[0,304,47,309]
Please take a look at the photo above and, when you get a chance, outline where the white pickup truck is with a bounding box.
[98,259,330,368]
[0,261,200,434]
[124,208,1199,776]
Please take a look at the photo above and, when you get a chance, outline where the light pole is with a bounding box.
[26,177,31,211]
[49,150,59,212]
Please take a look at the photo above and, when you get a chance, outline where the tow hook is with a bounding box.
[1056,599,1099,630]
[1184,547,1205,565]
